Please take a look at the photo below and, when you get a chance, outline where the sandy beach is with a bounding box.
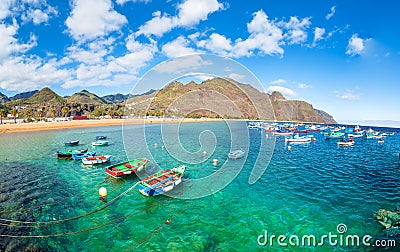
[0,118,223,134]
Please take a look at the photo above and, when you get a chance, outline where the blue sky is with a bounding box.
[0,0,399,123]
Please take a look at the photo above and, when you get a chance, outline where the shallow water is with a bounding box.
[0,122,399,251]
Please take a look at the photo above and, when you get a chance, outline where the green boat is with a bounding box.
[324,132,345,140]
[105,158,148,178]
[56,148,88,159]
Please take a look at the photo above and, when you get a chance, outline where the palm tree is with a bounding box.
[0,105,8,124]
[61,107,69,117]
[37,109,45,120]
[10,108,18,124]
[24,109,32,120]
[50,108,56,118]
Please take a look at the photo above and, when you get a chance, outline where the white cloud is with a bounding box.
[0,1,14,20]
[231,10,284,57]
[116,0,151,4]
[196,33,232,55]
[136,0,224,38]
[312,27,325,46]
[284,16,311,45]
[346,34,366,56]
[162,36,200,58]
[326,6,336,20]
[66,0,127,41]
[267,85,297,97]
[155,55,212,74]
[21,4,58,25]
[62,35,157,88]
[298,83,311,89]
[0,56,71,91]
[0,22,37,62]
[335,89,360,100]
[227,73,245,81]
[177,0,224,27]
[270,79,286,84]
[136,11,177,37]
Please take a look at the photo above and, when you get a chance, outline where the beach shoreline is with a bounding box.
[0,118,224,134]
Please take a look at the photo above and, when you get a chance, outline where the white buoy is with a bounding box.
[288,146,292,151]
[161,145,165,149]
[154,143,158,147]
[99,187,108,198]
[203,151,207,156]
[213,159,219,166]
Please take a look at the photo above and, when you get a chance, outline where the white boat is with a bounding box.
[228,150,245,159]
[348,133,363,138]
[338,140,355,146]
[285,134,311,143]
[92,140,109,146]
[273,131,293,136]
[82,155,112,165]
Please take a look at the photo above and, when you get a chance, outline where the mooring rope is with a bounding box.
[129,166,227,250]
[0,180,107,215]
[0,181,140,227]
[0,195,172,238]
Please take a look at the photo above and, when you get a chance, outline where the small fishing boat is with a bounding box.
[285,135,311,143]
[64,140,79,146]
[348,132,363,138]
[105,158,148,178]
[82,155,112,165]
[56,149,88,159]
[228,150,245,159]
[92,140,109,146]
[72,151,96,160]
[337,139,355,146]
[137,165,186,196]
[324,132,345,140]
[273,131,293,136]
[95,136,107,140]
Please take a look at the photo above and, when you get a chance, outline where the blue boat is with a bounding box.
[228,150,245,160]
[138,165,185,196]
[64,140,79,146]
[72,151,96,160]
[95,136,107,140]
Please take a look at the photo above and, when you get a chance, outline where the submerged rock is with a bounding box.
[375,208,400,229]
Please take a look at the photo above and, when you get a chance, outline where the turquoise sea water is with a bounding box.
[0,122,399,251]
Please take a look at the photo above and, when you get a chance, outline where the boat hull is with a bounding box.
[138,166,185,196]
[82,155,111,165]
[105,159,148,178]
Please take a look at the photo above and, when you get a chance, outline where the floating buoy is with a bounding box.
[161,145,165,149]
[154,143,158,147]
[288,146,292,151]
[203,151,207,156]
[165,220,171,224]
[213,159,219,166]
[312,138,316,142]
[99,187,108,198]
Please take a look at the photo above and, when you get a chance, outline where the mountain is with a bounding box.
[10,90,38,100]
[314,109,337,124]
[25,87,64,105]
[102,93,129,104]
[125,77,336,123]
[65,90,107,104]
[102,89,157,104]
[0,92,10,103]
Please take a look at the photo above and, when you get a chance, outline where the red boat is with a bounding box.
[105,158,148,178]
